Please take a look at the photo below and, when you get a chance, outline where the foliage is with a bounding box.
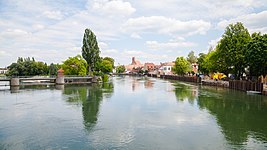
[82,28,101,74]
[62,55,87,76]
[103,57,115,68]
[93,71,103,76]
[174,57,190,75]
[102,74,109,82]
[245,33,267,77]
[216,22,251,79]
[187,50,197,64]
[7,57,48,76]
[48,63,60,76]
[197,53,208,74]
[99,59,113,74]
[93,57,114,75]
[201,50,228,74]
[203,51,217,73]
[116,65,126,73]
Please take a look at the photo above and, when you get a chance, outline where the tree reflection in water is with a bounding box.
[173,82,198,104]
[197,87,267,146]
[173,82,267,147]
[63,83,114,130]
[172,81,267,147]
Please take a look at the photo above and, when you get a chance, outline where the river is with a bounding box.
[0,76,267,149]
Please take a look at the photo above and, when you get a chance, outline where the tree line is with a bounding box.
[6,57,60,76]
[173,22,267,80]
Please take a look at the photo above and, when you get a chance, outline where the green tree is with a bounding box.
[100,59,113,74]
[6,63,20,76]
[103,57,115,68]
[203,50,217,73]
[217,22,251,79]
[49,63,60,76]
[197,53,208,74]
[82,28,101,75]
[187,50,197,64]
[246,33,267,77]
[116,65,126,73]
[62,55,87,76]
[7,57,48,76]
[174,57,190,75]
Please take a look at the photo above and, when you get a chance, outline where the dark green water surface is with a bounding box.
[1,76,267,149]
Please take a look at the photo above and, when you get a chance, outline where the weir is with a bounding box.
[0,76,92,87]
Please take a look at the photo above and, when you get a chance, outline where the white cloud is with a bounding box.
[99,42,108,49]
[146,40,197,50]
[122,16,211,36]
[0,50,11,57]
[104,49,119,53]
[2,29,29,36]
[130,33,142,39]
[42,10,63,20]
[32,24,45,30]
[217,10,267,33]
[1,0,267,67]
[201,37,222,53]
[133,0,263,20]
[91,0,136,17]
[124,50,144,55]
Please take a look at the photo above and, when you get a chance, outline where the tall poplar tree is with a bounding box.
[82,28,100,75]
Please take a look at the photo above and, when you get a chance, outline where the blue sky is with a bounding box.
[0,0,267,67]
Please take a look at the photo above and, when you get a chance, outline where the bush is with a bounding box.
[93,71,103,76]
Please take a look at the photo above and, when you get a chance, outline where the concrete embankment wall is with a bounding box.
[201,80,229,88]
[147,74,201,83]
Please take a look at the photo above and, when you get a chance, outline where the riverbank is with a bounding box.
[147,74,266,96]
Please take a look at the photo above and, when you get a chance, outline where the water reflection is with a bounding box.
[144,79,154,89]
[173,82,198,103]
[130,76,154,91]
[1,76,267,149]
[63,83,114,130]
[55,85,64,90]
[174,83,267,147]
[131,78,140,91]
[197,87,267,147]
[10,86,19,93]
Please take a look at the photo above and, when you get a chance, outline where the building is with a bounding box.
[0,68,8,74]
[159,62,175,75]
[144,63,155,71]
[125,57,143,73]
[191,63,198,73]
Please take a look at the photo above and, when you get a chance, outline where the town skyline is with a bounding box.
[1,0,267,67]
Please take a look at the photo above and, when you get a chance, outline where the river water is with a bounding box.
[0,76,267,149]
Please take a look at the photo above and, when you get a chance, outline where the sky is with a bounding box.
[0,0,267,67]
